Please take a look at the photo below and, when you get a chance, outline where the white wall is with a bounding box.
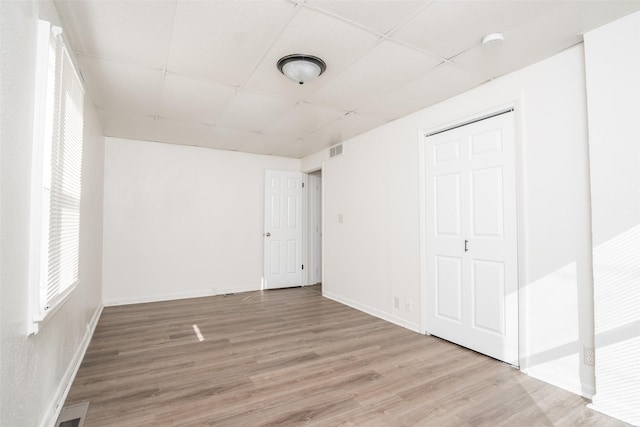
[584,11,640,425]
[300,148,328,173]
[102,138,300,304]
[317,44,595,396]
[0,2,105,426]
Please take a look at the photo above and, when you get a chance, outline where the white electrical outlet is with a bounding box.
[405,299,413,312]
[584,347,595,366]
[394,297,400,309]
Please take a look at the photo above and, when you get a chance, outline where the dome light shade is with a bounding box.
[277,54,326,85]
[482,32,504,45]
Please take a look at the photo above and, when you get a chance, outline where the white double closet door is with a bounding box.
[425,111,518,365]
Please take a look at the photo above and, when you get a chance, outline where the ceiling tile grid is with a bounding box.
[54,0,640,158]
[355,63,486,122]
[242,6,380,101]
[56,0,176,69]
[78,56,165,116]
[308,39,442,112]
[262,102,347,139]
[157,74,237,125]
[213,91,297,133]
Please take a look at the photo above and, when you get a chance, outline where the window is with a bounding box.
[29,20,85,334]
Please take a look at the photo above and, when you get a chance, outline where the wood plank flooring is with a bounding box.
[65,287,628,426]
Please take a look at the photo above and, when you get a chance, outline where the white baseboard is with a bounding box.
[525,366,593,399]
[323,291,421,333]
[41,303,103,427]
[104,285,260,307]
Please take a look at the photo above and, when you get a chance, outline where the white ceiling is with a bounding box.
[55,0,640,158]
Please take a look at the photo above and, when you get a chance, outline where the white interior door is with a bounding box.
[425,111,518,365]
[264,170,303,289]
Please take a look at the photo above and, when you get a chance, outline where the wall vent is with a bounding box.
[329,143,343,158]
[56,401,89,427]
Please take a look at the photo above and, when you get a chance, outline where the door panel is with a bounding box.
[472,259,505,335]
[470,128,503,156]
[434,138,461,164]
[270,241,280,274]
[435,173,461,237]
[264,170,303,289]
[471,166,504,238]
[425,111,518,365]
[436,256,463,323]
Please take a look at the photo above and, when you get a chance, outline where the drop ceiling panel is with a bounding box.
[265,141,309,158]
[214,91,295,132]
[306,0,427,35]
[308,112,387,147]
[263,102,347,139]
[392,1,557,59]
[56,0,176,69]
[240,133,301,157]
[243,7,378,100]
[199,126,258,151]
[450,1,638,80]
[78,56,164,115]
[167,1,295,86]
[158,75,237,125]
[53,0,640,159]
[153,118,211,146]
[553,0,640,33]
[309,40,441,112]
[356,63,486,121]
[97,109,156,142]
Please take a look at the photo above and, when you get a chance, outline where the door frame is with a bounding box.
[301,167,323,287]
[418,102,527,369]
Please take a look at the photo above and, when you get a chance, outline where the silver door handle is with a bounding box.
[265,232,271,237]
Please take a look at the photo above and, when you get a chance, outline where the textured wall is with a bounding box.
[0,2,105,426]
[102,137,300,305]
[320,45,595,397]
[585,11,640,425]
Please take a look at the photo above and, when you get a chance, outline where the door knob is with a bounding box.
[265,232,271,237]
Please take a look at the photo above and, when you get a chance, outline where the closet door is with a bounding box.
[425,111,518,365]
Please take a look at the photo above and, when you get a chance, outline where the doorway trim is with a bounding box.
[418,102,527,369]
[301,167,324,288]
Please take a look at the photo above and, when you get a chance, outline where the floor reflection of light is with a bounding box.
[192,324,204,342]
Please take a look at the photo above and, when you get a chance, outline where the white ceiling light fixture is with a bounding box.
[277,54,327,85]
[482,32,504,46]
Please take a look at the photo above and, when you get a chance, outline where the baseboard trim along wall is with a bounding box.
[40,304,103,427]
[323,291,421,334]
[104,285,261,307]
[525,365,593,399]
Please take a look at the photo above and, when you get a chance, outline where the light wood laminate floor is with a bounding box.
[65,287,627,426]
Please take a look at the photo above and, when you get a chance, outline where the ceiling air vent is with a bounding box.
[329,144,343,158]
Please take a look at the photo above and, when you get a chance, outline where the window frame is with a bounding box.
[29,19,85,334]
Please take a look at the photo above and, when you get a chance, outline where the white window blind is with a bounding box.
[30,20,84,332]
